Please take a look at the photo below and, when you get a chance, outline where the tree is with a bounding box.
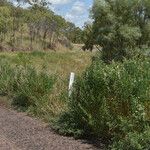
[90,0,150,63]
[82,22,95,51]
[0,0,82,51]
[64,22,83,44]
[16,0,50,6]
[0,4,12,47]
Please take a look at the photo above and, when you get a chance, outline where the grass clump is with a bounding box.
[0,50,93,119]
[56,57,150,149]
[0,59,55,117]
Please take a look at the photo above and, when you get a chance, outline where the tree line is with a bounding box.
[0,0,83,51]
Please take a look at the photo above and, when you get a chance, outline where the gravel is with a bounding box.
[0,107,104,150]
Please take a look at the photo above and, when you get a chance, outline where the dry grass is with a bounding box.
[0,49,94,118]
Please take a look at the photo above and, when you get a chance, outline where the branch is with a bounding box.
[27,0,42,5]
[17,0,43,5]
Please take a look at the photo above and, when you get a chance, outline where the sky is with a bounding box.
[12,0,93,28]
[48,0,93,28]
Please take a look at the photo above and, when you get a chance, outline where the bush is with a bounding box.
[0,59,55,115]
[111,127,150,150]
[57,58,150,148]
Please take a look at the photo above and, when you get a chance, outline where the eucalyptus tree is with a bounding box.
[91,0,150,62]
[16,0,50,6]
[0,2,12,46]
[0,0,84,51]
[82,22,95,51]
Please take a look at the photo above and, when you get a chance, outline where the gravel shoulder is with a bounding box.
[0,106,104,150]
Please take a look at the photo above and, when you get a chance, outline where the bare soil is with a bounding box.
[0,106,105,150]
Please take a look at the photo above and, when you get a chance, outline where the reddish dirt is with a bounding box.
[0,107,104,150]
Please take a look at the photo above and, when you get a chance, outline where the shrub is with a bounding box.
[57,57,150,148]
[111,127,150,150]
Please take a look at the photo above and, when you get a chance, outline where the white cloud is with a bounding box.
[71,1,86,15]
[65,1,87,28]
[49,5,55,11]
[48,0,71,5]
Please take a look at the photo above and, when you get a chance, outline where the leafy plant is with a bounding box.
[56,57,150,148]
[0,58,55,115]
[86,0,150,62]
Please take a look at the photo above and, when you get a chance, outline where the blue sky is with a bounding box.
[12,0,93,28]
[48,0,93,28]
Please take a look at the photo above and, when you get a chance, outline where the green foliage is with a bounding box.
[0,58,55,115]
[89,0,150,62]
[64,22,83,44]
[56,57,150,148]
[0,6,11,35]
[0,1,83,51]
[111,127,150,150]
[82,23,94,51]
[17,0,49,6]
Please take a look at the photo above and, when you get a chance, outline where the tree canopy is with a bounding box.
[16,0,49,6]
[85,0,150,62]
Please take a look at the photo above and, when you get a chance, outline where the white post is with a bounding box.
[68,72,75,97]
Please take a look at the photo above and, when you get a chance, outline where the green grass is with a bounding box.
[0,50,93,75]
[0,50,94,120]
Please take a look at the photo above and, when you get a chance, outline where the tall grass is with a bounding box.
[0,50,93,119]
[0,58,56,118]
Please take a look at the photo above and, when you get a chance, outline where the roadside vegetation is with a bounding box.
[55,0,150,149]
[0,50,93,119]
[0,0,150,149]
[56,57,150,149]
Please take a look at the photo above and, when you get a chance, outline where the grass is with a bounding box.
[0,50,93,75]
[0,49,94,120]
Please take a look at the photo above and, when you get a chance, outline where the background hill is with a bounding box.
[0,0,84,52]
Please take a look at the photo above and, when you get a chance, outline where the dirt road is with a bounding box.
[0,107,103,150]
